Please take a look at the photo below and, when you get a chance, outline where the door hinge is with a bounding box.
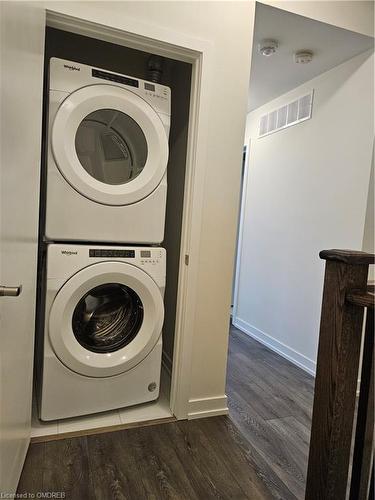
[185,254,189,266]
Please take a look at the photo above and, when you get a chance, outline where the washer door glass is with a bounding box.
[75,109,148,185]
[72,283,144,353]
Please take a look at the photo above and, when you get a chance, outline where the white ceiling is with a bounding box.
[248,3,374,111]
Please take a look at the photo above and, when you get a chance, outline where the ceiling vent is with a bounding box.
[258,90,314,138]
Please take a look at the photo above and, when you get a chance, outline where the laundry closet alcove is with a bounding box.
[32,11,209,440]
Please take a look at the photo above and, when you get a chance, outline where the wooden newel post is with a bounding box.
[305,249,374,500]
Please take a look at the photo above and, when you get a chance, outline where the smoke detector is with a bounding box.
[258,39,278,57]
[294,50,313,64]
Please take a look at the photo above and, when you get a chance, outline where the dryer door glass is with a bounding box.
[75,109,148,185]
[72,283,144,353]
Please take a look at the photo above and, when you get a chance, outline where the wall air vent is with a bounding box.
[259,90,314,138]
[259,115,268,136]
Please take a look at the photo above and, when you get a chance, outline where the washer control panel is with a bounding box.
[140,248,163,266]
[87,247,163,266]
[89,249,135,258]
[49,245,166,281]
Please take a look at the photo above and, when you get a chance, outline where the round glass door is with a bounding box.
[49,261,164,377]
[75,109,148,186]
[72,283,144,353]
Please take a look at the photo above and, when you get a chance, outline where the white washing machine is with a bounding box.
[38,244,165,421]
[45,58,171,244]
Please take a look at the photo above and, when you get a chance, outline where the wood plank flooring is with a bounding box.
[226,325,314,499]
[17,325,314,499]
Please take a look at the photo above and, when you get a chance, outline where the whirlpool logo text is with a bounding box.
[63,64,80,72]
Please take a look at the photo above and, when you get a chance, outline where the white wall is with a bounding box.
[46,1,255,416]
[362,142,374,279]
[234,50,374,374]
[363,143,374,251]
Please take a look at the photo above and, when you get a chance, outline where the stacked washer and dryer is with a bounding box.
[37,58,171,421]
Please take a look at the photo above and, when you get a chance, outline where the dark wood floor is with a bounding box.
[17,325,314,499]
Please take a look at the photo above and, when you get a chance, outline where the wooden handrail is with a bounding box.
[346,288,375,309]
[320,249,375,265]
[305,249,374,500]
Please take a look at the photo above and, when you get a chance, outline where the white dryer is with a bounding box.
[45,58,170,244]
[38,244,165,421]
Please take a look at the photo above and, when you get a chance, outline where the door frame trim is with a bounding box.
[232,139,251,322]
[46,9,214,419]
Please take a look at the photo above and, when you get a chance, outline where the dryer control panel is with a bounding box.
[92,69,139,88]
[49,58,171,116]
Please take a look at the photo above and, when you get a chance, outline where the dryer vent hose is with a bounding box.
[147,55,164,83]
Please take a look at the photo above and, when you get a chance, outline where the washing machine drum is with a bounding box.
[52,84,169,206]
[71,283,144,353]
[49,262,164,377]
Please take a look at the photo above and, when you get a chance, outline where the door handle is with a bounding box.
[0,285,22,297]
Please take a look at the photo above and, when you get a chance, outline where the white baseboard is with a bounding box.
[233,317,316,376]
[187,395,229,420]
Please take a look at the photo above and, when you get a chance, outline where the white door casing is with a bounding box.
[52,84,169,205]
[232,140,251,322]
[49,262,164,377]
[0,1,45,494]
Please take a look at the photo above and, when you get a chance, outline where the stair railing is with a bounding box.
[305,249,374,500]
